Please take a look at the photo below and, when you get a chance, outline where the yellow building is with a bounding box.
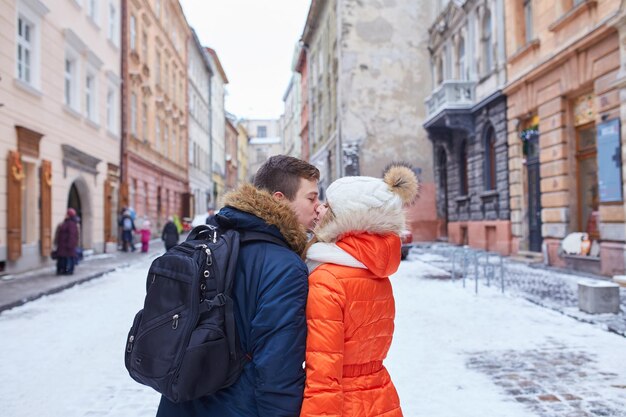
[236,122,250,185]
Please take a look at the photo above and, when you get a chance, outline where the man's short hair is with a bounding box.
[254,155,320,200]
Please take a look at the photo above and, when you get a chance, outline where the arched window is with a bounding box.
[482,9,493,73]
[457,36,466,80]
[459,140,469,195]
[484,126,497,190]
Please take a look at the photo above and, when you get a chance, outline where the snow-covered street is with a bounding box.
[1,255,625,417]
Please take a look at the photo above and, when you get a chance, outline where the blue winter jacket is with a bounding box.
[156,185,309,417]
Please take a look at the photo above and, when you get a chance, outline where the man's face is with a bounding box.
[286,178,320,230]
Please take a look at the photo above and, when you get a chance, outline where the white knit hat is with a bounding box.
[314,165,419,242]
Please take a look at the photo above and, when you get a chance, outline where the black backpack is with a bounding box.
[124,223,287,403]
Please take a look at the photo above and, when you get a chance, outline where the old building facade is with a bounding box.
[187,28,212,218]
[298,0,438,239]
[1,0,122,273]
[424,0,511,254]
[205,47,227,207]
[121,0,190,231]
[505,0,624,275]
[225,115,238,192]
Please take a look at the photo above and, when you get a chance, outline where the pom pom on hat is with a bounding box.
[383,164,420,204]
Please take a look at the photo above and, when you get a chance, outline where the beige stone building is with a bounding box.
[299,0,438,240]
[1,0,122,273]
[505,0,625,275]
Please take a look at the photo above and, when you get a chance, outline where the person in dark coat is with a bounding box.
[161,216,179,251]
[55,208,79,275]
[120,209,136,252]
[156,155,322,417]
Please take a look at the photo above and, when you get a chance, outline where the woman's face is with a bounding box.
[312,203,330,229]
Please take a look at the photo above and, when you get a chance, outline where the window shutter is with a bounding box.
[7,151,23,261]
[40,160,52,257]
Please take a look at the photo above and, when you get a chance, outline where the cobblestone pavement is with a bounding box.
[467,340,626,417]
[409,243,626,337]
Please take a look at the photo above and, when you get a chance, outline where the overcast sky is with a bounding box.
[179,0,312,120]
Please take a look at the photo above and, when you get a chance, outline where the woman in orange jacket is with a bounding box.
[301,165,418,417]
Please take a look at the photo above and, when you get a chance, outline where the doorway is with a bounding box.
[526,132,543,252]
[438,148,449,238]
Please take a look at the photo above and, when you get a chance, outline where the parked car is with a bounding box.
[400,229,413,260]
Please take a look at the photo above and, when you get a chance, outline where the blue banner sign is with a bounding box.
[597,119,623,203]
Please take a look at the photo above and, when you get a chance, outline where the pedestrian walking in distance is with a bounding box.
[120,209,136,252]
[139,218,151,253]
[161,216,179,252]
[55,208,80,275]
[301,164,419,417]
[157,155,322,417]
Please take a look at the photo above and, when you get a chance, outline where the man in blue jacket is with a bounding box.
[156,155,321,417]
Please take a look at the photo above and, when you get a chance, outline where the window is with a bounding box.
[130,15,136,51]
[106,87,115,132]
[459,140,469,195]
[164,124,169,156]
[142,31,148,61]
[257,126,267,138]
[131,93,137,136]
[155,51,161,84]
[436,56,443,86]
[458,36,466,80]
[156,117,161,151]
[108,3,117,44]
[88,0,98,23]
[524,0,533,44]
[64,58,75,107]
[85,73,96,121]
[164,62,169,91]
[142,100,148,141]
[484,127,497,191]
[17,16,33,84]
[482,9,493,74]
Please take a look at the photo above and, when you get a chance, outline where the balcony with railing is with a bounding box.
[424,80,476,122]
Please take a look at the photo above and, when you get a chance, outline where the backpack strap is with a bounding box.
[239,231,290,249]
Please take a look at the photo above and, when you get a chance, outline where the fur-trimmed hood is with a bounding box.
[222,183,308,256]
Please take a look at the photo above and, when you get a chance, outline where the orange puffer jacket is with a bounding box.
[301,232,403,417]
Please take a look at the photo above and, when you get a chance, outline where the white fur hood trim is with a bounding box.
[306,242,366,272]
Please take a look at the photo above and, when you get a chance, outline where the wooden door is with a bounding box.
[7,151,23,261]
[40,160,52,256]
[104,180,113,242]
